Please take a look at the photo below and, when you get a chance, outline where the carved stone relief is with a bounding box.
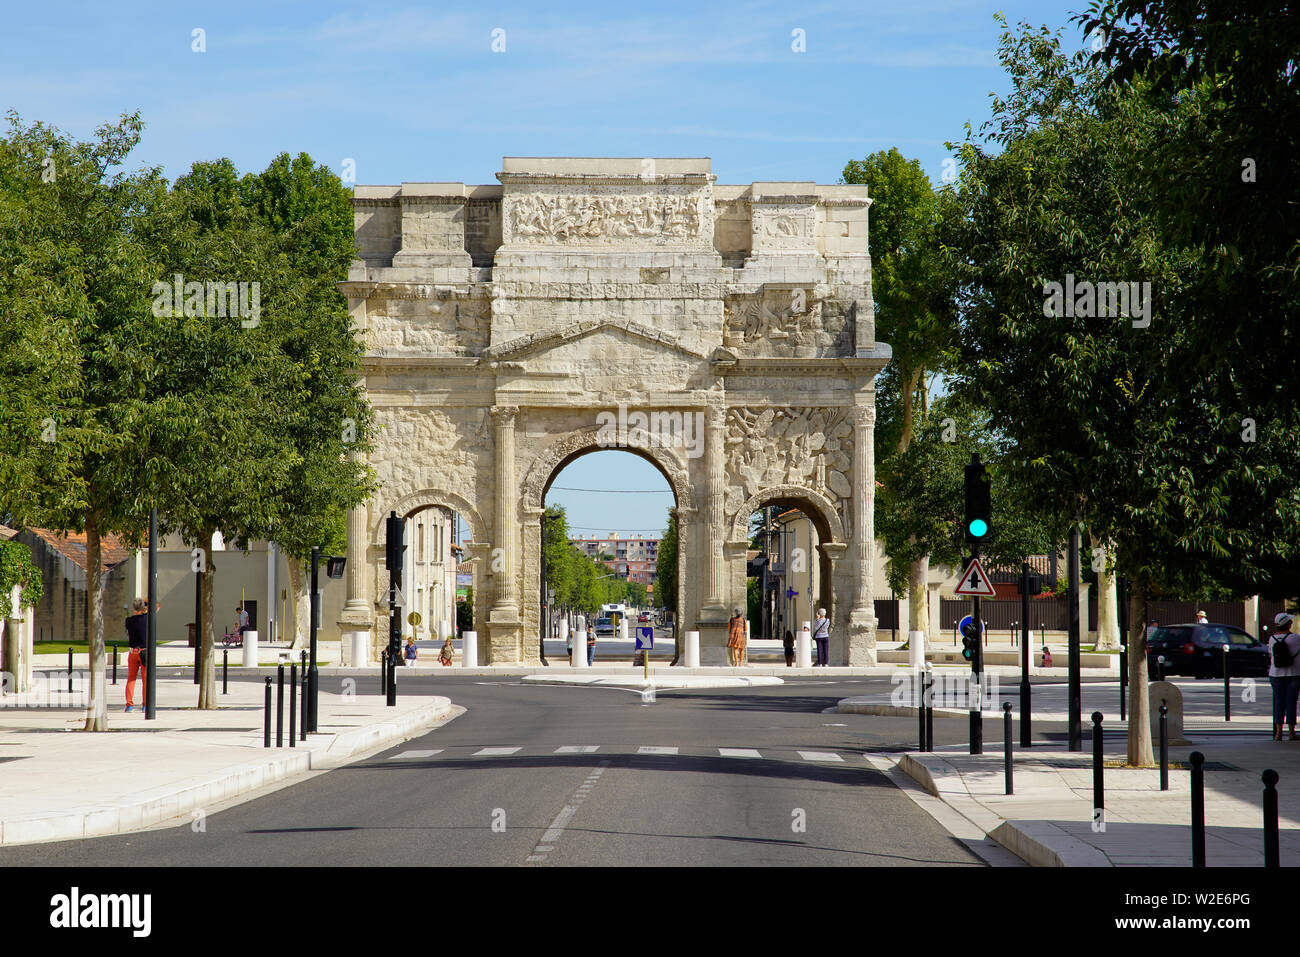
[508,192,708,243]
[723,406,854,521]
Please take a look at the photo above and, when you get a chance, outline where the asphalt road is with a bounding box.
[1,675,987,867]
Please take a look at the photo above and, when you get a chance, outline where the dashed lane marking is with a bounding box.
[388,749,443,760]
[637,746,679,755]
[527,760,611,866]
[718,748,763,759]
[554,745,600,753]
[473,746,522,756]
[797,750,845,762]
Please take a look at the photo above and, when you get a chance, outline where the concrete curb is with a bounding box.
[520,674,784,690]
[0,697,455,846]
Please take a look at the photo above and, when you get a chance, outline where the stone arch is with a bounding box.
[727,484,844,544]
[370,487,487,544]
[520,425,696,514]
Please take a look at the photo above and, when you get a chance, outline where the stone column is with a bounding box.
[697,402,730,662]
[337,497,373,666]
[487,406,522,663]
[847,402,878,665]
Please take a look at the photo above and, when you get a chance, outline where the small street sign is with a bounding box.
[636,626,654,650]
[953,557,996,597]
[391,584,407,608]
[786,587,798,599]
[407,611,422,627]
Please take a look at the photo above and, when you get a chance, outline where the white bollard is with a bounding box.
[618,617,628,641]
[684,630,700,668]
[796,623,813,669]
[461,630,478,668]
[242,630,259,668]
[908,629,925,669]
[558,619,569,643]
[345,631,368,668]
[573,630,589,669]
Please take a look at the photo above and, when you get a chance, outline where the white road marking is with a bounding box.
[798,750,844,762]
[528,760,612,865]
[388,749,443,759]
[540,805,579,844]
[718,748,762,759]
[473,746,522,756]
[637,746,678,755]
[554,745,600,753]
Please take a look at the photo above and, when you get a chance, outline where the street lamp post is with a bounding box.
[145,508,157,720]
[308,546,319,732]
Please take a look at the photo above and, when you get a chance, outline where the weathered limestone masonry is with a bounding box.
[336,158,891,666]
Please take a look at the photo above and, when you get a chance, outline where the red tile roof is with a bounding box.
[27,528,133,573]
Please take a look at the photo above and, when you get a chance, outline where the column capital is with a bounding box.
[853,405,876,428]
[491,405,519,427]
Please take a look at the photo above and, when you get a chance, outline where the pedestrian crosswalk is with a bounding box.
[383,744,869,764]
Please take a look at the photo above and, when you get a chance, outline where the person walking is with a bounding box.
[235,604,250,640]
[811,608,830,666]
[124,598,148,712]
[587,622,597,666]
[1268,612,1300,741]
[404,636,418,667]
[783,629,795,668]
[727,608,746,666]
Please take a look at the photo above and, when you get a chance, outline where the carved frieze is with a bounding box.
[506,191,709,244]
[724,406,854,516]
[723,289,823,346]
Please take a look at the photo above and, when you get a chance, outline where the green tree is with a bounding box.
[842,149,960,642]
[0,112,169,730]
[948,16,1300,764]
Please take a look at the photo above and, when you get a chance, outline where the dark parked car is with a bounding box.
[1146,623,1270,679]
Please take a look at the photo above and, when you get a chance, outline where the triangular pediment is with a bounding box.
[483,318,710,361]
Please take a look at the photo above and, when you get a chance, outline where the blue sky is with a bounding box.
[4,0,1096,535]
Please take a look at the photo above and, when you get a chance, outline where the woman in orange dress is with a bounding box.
[727,608,746,666]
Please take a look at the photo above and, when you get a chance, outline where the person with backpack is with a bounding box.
[1268,612,1300,741]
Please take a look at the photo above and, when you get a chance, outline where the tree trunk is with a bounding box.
[196,531,218,709]
[1091,530,1121,650]
[908,553,930,645]
[897,366,923,454]
[287,556,310,649]
[1126,580,1154,766]
[83,512,108,731]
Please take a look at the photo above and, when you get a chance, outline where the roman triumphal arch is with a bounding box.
[333,157,891,666]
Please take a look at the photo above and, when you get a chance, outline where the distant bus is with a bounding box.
[601,603,627,615]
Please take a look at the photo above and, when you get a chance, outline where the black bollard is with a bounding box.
[920,670,930,748]
[1119,646,1127,721]
[1190,751,1206,867]
[112,644,118,685]
[263,677,272,748]
[289,662,297,748]
[67,647,73,692]
[925,672,934,752]
[1157,656,1165,682]
[300,666,307,741]
[193,635,199,685]
[1160,703,1169,791]
[1004,701,1014,795]
[1092,711,1104,827]
[276,663,284,748]
[1222,644,1231,721]
[222,648,228,695]
[380,649,388,695]
[1263,769,1280,868]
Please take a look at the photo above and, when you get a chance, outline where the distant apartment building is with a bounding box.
[570,533,660,590]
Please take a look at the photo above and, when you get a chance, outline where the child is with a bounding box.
[1042,644,1053,668]
[439,637,455,667]
[783,629,795,668]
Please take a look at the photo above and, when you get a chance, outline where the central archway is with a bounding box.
[519,426,697,664]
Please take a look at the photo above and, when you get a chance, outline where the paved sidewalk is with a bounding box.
[844,685,1300,866]
[0,676,455,846]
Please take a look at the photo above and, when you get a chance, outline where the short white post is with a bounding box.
[573,630,589,669]
[345,631,368,668]
[796,622,813,668]
[461,630,478,668]
[684,630,700,668]
[558,618,569,643]
[909,629,925,669]
[242,630,259,668]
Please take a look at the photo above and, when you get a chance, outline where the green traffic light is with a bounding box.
[968,518,989,538]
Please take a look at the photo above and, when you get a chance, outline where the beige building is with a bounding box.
[400,507,460,641]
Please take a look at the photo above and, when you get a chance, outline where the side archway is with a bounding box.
[728,484,844,544]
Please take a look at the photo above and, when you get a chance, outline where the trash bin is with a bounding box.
[187,623,197,648]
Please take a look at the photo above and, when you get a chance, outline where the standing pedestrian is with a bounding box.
[783,629,795,667]
[439,636,455,667]
[1145,619,1159,640]
[1041,644,1053,668]
[235,604,250,640]
[587,622,597,666]
[124,598,148,712]
[812,608,830,666]
[1195,610,1208,624]
[727,608,746,666]
[1268,612,1300,741]
[404,636,418,667]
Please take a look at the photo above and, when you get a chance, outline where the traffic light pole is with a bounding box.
[1068,521,1082,751]
[387,511,400,707]
[1020,561,1032,748]
[970,548,983,755]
